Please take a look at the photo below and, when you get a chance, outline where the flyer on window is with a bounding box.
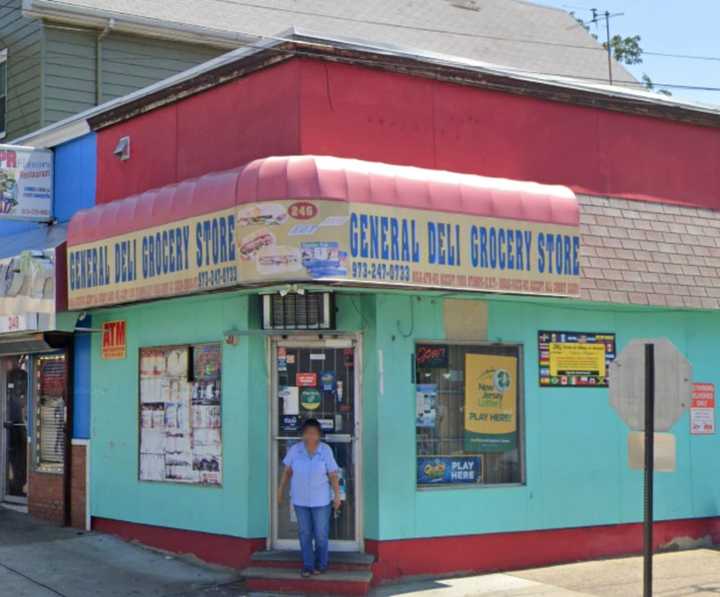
[139,344,223,485]
[415,384,438,428]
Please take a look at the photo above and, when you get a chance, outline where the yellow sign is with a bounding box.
[68,207,238,310]
[68,199,581,309]
[548,343,606,378]
[464,353,518,453]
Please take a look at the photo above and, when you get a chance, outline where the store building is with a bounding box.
[0,134,95,527]
[61,35,720,592]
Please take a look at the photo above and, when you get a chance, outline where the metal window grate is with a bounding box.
[262,292,335,330]
[35,354,66,473]
[38,398,64,464]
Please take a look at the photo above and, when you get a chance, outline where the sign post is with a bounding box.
[643,343,654,597]
[609,338,692,597]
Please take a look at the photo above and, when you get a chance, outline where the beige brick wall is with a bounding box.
[579,195,720,308]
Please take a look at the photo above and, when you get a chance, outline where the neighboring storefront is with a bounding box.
[0,136,95,527]
[52,34,720,588]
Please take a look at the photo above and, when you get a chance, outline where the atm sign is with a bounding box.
[102,320,127,360]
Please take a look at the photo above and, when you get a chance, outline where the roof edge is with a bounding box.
[23,0,254,49]
[88,36,720,132]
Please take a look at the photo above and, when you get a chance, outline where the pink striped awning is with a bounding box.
[68,155,578,246]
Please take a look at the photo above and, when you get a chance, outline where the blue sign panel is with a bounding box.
[417,456,482,485]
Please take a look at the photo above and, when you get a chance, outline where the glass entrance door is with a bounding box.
[271,338,361,551]
[2,356,29,504]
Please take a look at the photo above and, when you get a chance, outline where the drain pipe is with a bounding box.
[95,18,115,105]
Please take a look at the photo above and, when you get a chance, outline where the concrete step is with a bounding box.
[243,566,373,596]
[251,549,375,571]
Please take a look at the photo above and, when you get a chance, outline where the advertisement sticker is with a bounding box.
[464,353,517,452]
[417,456,482,484]
[300,388,322,411]
[320,371,336,392]
[296,372,318,387]
[538,331,616,387]
[317,418,334,431]
[280,415,301,432]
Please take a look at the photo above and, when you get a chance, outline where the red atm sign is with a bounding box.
[102,320,127,360]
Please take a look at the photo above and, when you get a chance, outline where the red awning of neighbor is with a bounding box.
[68,155,578,246]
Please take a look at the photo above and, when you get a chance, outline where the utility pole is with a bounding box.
[589,8,624,86]
[604,11,612,85]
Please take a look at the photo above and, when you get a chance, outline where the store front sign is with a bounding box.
[68,200,581,309]
[0,145,53,222]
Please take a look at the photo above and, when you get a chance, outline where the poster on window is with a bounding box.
[464,353,517,452]
[415,384,438,428]
[538,331,616,387]
[139,344,222,485]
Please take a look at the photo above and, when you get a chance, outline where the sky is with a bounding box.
[530,0,720,105]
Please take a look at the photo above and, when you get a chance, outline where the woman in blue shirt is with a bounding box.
[278,418,342,577]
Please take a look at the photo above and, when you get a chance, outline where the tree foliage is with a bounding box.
[570,12,671,96]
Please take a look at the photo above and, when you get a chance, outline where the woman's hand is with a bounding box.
[333,495,342,511]
[277,491,284,506]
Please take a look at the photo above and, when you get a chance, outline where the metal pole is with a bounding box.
[605,11,613,85]
[643,343,655,597]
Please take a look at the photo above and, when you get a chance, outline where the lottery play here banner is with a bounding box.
[68,199,581,309]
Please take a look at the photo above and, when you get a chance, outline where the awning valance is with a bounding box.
[68,155,580,309]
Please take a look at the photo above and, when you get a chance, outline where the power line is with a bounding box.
[198,31,720,94]
[188,0,720,65]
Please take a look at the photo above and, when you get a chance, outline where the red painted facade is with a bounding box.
[98,58,720,210]
[92,517,266,569]
[93,515,720,583]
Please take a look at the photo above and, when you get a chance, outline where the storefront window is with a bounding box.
[35,354,67,473]
[415,343,523,487]
[139,343,222,486]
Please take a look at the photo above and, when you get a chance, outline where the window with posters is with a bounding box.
[139,343,222,485]
[415,343,523,487]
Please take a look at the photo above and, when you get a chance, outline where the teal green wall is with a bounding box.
[362,295,720,540]
[90,290,720,542]
[90,292,268,537]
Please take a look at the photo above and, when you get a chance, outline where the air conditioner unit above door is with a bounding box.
[261,292,335,331]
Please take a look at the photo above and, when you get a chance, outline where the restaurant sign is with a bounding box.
[68,199,581,309]
[0,145,53,222]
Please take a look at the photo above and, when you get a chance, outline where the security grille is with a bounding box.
[34,354,66,473]
[262,292,335,330]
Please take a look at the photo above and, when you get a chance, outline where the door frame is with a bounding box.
[267,333,364,552]
[1,355,30,506]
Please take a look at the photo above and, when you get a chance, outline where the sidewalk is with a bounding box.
[371,548,720,596]
[0,507,240,596]
[2,507,719,596]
